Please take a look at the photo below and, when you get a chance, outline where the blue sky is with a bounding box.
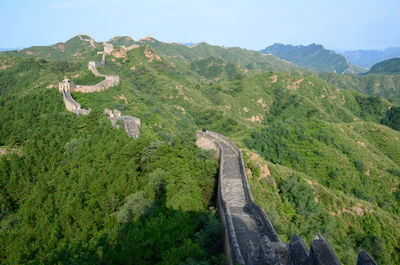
[1,0,399,51]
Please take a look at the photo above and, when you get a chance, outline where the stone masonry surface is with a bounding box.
[196,130,376,265]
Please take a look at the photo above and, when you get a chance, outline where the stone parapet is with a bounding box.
[357,250,377,265]
[196,131,245,265]
[61,88,91,115]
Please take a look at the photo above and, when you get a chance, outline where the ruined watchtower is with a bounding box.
[104,43,114,54]
[59,76,75,92]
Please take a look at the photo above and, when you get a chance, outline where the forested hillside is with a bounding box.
[0,54,223,264]
[1,35,400,264]
[368,58,400,75]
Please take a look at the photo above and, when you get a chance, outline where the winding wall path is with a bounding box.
[197,130,283,264]
[196,130,377,265]
[74,47,119,93]
[60,43,140,137]
[60,44,119,114]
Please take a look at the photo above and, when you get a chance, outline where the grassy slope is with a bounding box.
[368,58,400,75]
[320,72,400,103]
[1,39,400,264]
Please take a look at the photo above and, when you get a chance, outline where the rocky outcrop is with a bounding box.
[196,130,376,265]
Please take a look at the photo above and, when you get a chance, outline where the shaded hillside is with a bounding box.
[261,43,352,74]
[1,38,400,264]
[342,47,400,68]
[320,72,400,103]
[368,58,400,75]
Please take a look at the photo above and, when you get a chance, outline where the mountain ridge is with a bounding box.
[1,34,300,75]
[367,57,400,75]
[260,43,358,74]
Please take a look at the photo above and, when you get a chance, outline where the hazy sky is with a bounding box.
[1,0,399,51]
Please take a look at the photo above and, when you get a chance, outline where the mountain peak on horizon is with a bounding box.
[138,35,158,43]
[182,42,197,47]
[260,43,351,74]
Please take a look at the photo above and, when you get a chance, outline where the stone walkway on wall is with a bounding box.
[218,140,265,260]
[196,130,377,265]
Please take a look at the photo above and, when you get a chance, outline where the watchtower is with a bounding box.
[104,43,114,54]
[59,76,75,92]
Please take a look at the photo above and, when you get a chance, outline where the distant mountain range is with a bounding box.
[260,43,364,74]
[341,47,400,69]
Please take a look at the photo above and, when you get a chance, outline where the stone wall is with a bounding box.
[196,130,377,265]
[74,76,119,93]
[196,131,245,265]
[88,61,104,77]
[59,43,119,115]
[58,43,141,137]
[62,88,80,111]
[82,44,120,91]
[104,109,140,138]
[61,88,91,115]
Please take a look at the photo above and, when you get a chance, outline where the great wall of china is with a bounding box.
[57,38,377,264]
[59,43,140,138]
[104,109,141,138]
[196,130,377,265]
